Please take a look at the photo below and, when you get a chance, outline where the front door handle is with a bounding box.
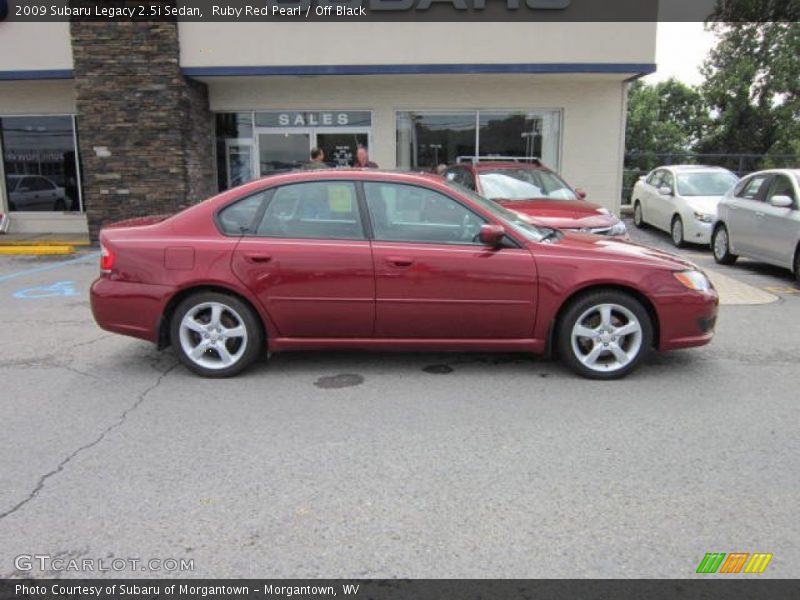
[243,253,272,264]
[386,256,414,267]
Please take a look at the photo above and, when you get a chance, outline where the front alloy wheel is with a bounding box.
[557,291,653,379]
[170,292,263,377]
[712,224,737,265]
[633,202,645,228]
[671,216,685,247]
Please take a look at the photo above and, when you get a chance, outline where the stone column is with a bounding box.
[70,19,216,240]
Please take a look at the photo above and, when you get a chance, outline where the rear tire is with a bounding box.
[712,224,738,265]
[170,291,263,378]
[794,247,800,283]
[633,201,646,228]
[556,290,653,380]
[671,215,685,248]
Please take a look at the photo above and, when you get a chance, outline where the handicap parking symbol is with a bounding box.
[13,280,79,299]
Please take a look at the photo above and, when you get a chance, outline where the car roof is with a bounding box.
[235,169,446,191]
[663,165,734,173]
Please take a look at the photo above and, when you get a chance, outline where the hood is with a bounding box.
[495,199,618,229]
[683,196,724,215]
[546,230,702,271]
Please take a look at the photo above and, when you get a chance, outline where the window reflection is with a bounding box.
[1,116,82,212]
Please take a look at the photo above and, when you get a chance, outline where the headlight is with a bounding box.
[607,220,627,236]
[693,211,713,223]
[674,270,711,292]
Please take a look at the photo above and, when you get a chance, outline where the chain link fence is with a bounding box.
[622,152,799,203]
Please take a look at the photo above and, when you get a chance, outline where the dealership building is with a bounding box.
[0,19,656,238]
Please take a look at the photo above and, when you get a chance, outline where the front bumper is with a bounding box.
[657,288,719,351]
[683,218,713,245]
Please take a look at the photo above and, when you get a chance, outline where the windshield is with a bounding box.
[444,181,550,242]
[478,169,578,201]
[676,171,738,196]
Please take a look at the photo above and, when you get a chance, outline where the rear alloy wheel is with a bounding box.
[633,201,645,228]
[557,291,653,380]
[712,224,738,265]
[671,216,685,248]
[170,292,263,377]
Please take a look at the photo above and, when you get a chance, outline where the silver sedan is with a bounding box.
[711,169,800,280]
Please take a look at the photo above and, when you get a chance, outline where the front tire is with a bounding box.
[170,292,263,377]
[633,201,646,228]
[671,215,685,248]
[556,290,653,380]
[712,224,738,265]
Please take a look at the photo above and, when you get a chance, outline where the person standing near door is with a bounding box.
[354,145,378,168]
[306,147,330,169]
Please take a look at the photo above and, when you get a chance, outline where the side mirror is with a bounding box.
[658,186,673,196]
[575,187,587,200]
[638,175,647,182]
[479,224,505,246]
[769,195,793,208]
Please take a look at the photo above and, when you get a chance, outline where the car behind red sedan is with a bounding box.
[91,170,717,379]
[444,160,627,236]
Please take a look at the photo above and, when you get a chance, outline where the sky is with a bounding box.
[643,22,718,86]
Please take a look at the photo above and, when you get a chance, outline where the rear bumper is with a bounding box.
[657,289,719,351]
[90,277,173,343]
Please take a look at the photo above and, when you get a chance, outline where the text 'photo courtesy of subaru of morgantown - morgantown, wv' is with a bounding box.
[90,169,719,380]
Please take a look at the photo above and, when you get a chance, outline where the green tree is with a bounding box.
[625,78,708,169]
[699,20,800,163]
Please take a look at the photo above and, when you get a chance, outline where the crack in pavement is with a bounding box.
[0,361,180,522]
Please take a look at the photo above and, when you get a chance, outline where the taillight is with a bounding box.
[100,244,115,273]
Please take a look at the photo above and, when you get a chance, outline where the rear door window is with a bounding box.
[255,181,365,240]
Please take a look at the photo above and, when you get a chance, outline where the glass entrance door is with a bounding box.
[258,132,311,175]
[316,133,369,168]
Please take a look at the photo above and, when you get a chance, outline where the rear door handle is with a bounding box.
[386,256,414,267]
[243,253,272,264]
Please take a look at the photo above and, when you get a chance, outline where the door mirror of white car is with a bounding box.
[769,195,793,208]
[658,186,672,196]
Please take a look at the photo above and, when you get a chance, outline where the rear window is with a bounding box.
[217,192,267,235]
[477,169,577,201]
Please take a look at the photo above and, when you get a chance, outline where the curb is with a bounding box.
[0,245,76,255]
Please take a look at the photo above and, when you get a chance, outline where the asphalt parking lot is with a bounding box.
[1,224,798,579]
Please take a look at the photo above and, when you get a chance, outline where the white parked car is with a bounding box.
[6,174,67,211]
[712,169,800,281]
[631,165,739,247]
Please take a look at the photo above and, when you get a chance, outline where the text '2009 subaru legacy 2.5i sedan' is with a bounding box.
[90,170,718,380]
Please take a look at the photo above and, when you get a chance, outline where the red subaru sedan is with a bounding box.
[444,160,627,236]
[90,170,718,380]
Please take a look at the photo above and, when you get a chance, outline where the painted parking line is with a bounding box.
[764,286,799,295]
[0,252,99,284]
[13,280,79,299]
